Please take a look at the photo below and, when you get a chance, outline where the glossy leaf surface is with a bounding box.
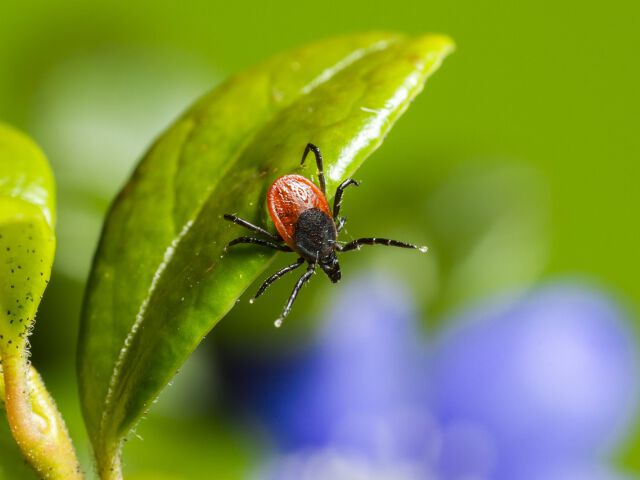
[77,32,454,471]
[0,122,55,357]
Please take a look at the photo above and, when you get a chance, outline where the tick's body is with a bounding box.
[224,143,426,326]
[268,175,337,260]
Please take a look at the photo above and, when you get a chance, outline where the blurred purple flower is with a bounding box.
[224,274,639,480]
[432,285,639,479]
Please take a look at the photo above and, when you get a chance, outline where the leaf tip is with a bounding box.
[416,33,456,55]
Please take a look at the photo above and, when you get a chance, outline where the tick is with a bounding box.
[224,143,427,327]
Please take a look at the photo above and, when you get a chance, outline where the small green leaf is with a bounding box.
[0,124,81,479]
[0,122,55,360]
[78,32,454,475]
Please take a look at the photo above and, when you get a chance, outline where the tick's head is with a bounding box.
[319,251,341,283]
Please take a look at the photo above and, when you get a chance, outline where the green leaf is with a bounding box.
[0,122,55,359]
[78,32,454,474]
[0,124,81,479]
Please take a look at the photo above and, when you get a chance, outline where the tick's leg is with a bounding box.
[253,257,305,300]
[226,236,291,252]
[301,143,326,195]
[275,262,316,327]
[336,216,347,233]
[333,178,359,218]
[223,214,281,241]
[338,237,428,253]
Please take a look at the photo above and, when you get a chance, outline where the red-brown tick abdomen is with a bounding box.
[267,174,332,250]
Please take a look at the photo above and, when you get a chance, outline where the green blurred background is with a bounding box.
[1,0,639,478]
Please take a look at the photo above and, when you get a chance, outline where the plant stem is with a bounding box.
[97,442,123,480]
[1,351,83,479]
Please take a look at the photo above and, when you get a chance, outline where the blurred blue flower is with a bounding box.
[432,285,639,480]
[224,274,639,480]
